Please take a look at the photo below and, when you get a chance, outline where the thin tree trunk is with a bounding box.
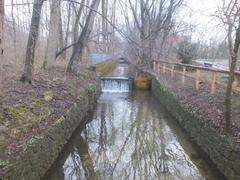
[20,0,44,83]
[225,19,240,133]
[110,0,116,53]
[102,0,107,52]
[67,0,100,72]
[44,0,61,68]
[11,0,17,61]
[58,6,65,60]
[105,0,109,52]
[64,3,72,47]
[0,0,4,58]
[227,24,233,69]
[73,0,85,43]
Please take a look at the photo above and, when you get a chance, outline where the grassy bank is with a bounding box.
[95,59,119,76]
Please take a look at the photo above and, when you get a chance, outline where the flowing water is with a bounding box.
[44,64,223,180]
[101,77,132,93]
[45,91,223,180]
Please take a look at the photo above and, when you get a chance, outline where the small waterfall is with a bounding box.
[101,77,132,93]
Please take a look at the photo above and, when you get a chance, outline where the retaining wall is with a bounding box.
[6,81,101,180]
[151,74,240,180]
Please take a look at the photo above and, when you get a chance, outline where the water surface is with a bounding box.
[45,91,221,180]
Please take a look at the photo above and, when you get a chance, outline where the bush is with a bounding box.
[177,38,197,64]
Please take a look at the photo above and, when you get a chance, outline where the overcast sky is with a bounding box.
[182,0,226,42]
[4,0,226,43]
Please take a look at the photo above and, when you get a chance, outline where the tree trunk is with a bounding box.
[44,0,61,68]
[20,0,44,83]
[73,0,85,43]
[225,19,240,133]
[102,0,108,52]
[58,7,65,60]
[0,0,4,58]
[64,2,72,59]
[67,0,100,72]
[11,0,17,61]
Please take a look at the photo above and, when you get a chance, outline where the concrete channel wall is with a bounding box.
[150,74,240,180]
[6,82,101,180]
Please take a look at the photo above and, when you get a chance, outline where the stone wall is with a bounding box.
[6,82,101,180]
[151,75,240,180]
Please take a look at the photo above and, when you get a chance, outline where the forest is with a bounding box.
[0,0,240,179]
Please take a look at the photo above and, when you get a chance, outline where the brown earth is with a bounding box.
[0,64,99,177]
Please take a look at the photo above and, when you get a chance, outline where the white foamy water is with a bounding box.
[101,77,132,93]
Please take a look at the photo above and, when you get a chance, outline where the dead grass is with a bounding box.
[0,62,98,177]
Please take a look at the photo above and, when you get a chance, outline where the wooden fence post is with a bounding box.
[211,72,217,94]
[182,66,186,84]
[163,63,166,73]
[157,62,160,74]
[232,77,238,93]
[153,61,156,72]
[171,64,174,78]
[196,69,200,90]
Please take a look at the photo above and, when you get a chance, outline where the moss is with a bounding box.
[0,115,5,125]
[95,59,119,76]
[7,105,30,121]
[5,100,52,138]
[43,91,53,101]
[22,135,44,153]
[54,116,65,126]
[10,128,23,138]
[86,83,96,94]
[67,80,78,96]
[31,99,52,124]
[0,160,9,169]
[134,77,151,90]
[0,135,6,153]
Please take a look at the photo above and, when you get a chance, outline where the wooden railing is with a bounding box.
[152,60,240,94]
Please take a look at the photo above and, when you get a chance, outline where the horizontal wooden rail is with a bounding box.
[153,60,240,76]
[153,60,240,94]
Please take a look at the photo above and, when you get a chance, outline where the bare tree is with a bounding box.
[125,0,183,68]
[215,0,240,133]
[225,19,240,133]
[67,0,100,72]
[20,0,45,83]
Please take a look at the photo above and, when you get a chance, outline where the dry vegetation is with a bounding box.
[0,64,99,176]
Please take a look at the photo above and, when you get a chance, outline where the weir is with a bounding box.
[101,77,132,93]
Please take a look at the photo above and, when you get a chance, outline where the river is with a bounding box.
[44,63,223,180]
[45,92,224,180]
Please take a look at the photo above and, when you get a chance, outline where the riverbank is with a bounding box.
[149,72,240,179]
[0,65,101,179]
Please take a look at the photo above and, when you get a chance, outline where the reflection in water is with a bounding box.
[46,92,221,180]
